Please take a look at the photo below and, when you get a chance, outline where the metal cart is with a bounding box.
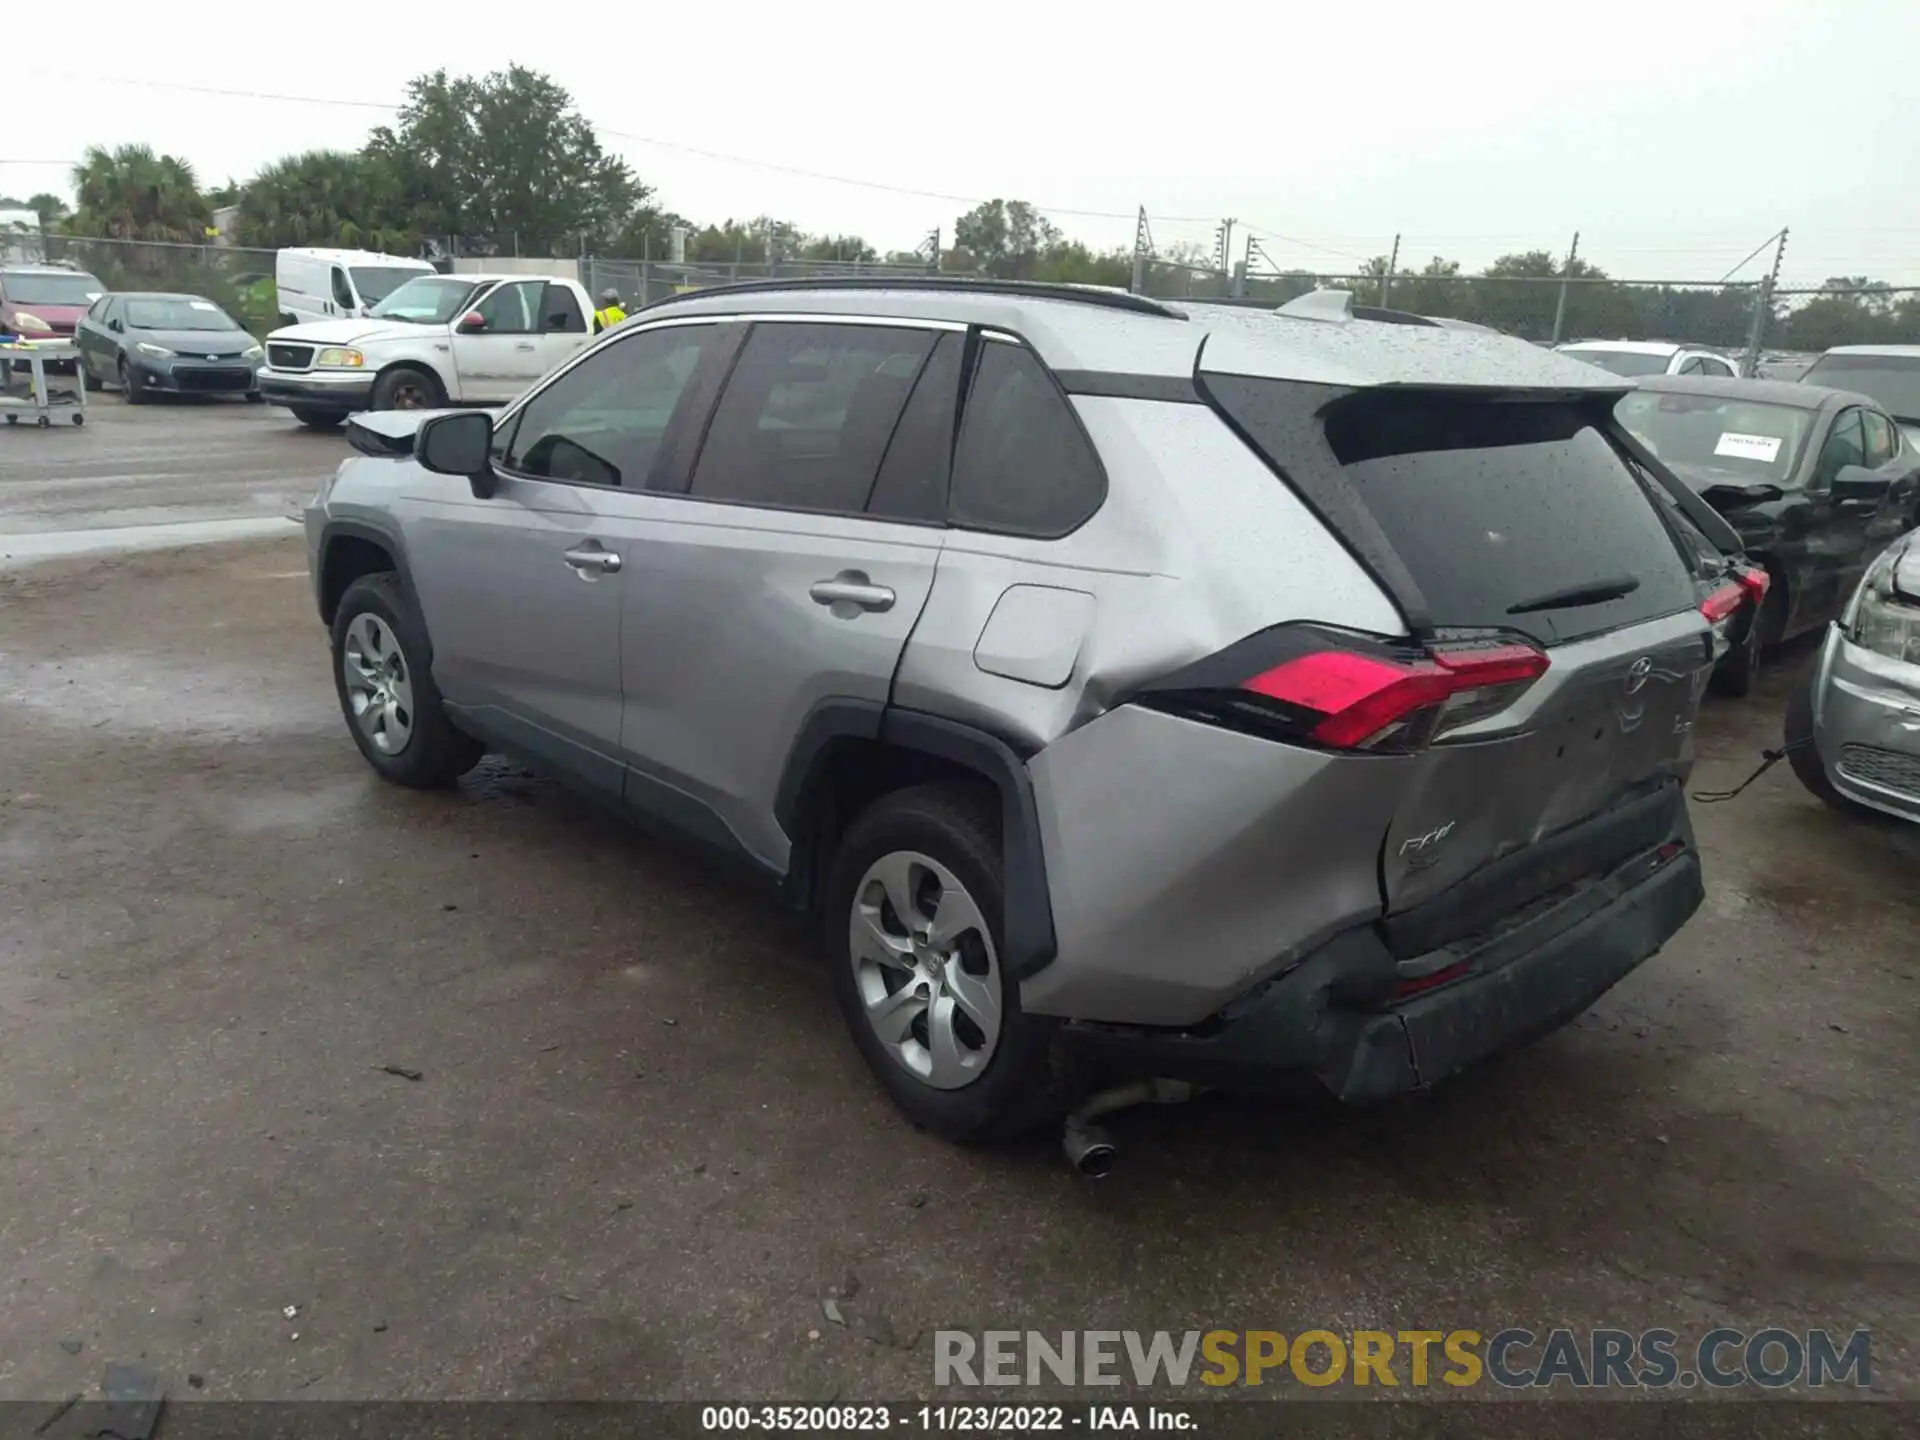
[0,341,87,427]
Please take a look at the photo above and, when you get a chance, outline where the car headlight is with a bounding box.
[1844,541,1920,665]
[315,347,365,368]
[243,343,264,360]
[136,341,175,358]
[12,311,52,333]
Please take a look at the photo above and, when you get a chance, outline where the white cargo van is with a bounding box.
[275,248,435,325]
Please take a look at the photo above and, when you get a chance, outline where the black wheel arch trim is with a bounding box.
[316,517,417,627]
[776,700,1059,980]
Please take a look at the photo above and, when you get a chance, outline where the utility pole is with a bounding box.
[1741,228,1789,378]
[1549,230,1579,344]
[1130,206,1152,295]
[1214,218,1236,285]
[923,227,941,273]
[1380,232,1401,308]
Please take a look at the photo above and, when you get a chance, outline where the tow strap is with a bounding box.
[1692,738,1811,804]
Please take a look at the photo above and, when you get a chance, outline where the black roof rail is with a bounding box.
[634,274,1187,320]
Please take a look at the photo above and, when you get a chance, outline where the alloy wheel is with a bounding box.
[341,613,416,755]
[848,850,1002,1090]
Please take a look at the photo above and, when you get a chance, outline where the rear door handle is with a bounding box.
[810,572,895,613]
[563,544,622,576]
[515,341,537,352]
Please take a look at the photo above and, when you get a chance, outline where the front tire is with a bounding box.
[824,784,1063,1143]
[330,572,483,788]
[118,359,147,405]
[371,365,445,412]
[1784,658,1856,813]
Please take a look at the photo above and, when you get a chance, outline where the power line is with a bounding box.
[1717,228,1786,285]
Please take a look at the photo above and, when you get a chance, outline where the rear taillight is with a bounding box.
[1140,625,1549,753]
[1700,582,1746,624]
[1735,566,1770,606]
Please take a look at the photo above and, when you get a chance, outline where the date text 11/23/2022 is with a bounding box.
[700,1406,1195,1431]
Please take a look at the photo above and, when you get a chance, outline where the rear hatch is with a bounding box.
[1201,377,1711,952]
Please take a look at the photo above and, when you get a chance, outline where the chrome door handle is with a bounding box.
[810,573,895,612]
[515,341,537,351]
[563,545,622,575]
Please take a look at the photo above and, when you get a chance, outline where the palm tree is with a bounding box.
[67,145,210,243]
[25,193,69,230]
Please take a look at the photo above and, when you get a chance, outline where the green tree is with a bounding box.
[800,233,878,264]
[26,193,70,230]
[233,150,412,252]
[67,144,210,242]
[951,199,1061,279]
[366,66,647,255]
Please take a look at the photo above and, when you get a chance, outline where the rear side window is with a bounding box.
[1321,395,1695,642]
[691,321,935,516]
[543,285,587,334]
[948,340,1105,536]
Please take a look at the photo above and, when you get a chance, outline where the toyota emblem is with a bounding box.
[1625,656,1654,694]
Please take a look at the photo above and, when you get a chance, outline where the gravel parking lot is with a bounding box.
[2,398,1916,1413]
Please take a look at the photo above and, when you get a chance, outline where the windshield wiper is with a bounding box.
[1507,576,1641,615]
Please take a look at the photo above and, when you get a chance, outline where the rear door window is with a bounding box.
[867,332,964,524]
[689,321,936,517]
[1211,379,1697,644]
[543,285,587,334]
[948,339,1106,536]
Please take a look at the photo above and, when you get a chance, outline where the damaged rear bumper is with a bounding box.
[1062,832,1704,1102]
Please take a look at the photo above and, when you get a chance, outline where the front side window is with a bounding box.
[948,339,1106,537]
[1815,410,1867,489]
[689,322,937,516]
[500,324,714,489]
[473,280,541,335]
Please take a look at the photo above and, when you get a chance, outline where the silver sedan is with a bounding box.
[1788,529,1920,822]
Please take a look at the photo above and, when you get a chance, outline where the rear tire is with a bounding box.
[1784,658,1856,813]
[330,572,483,789]
[824,784,1064,1143]
[290,407,343,431]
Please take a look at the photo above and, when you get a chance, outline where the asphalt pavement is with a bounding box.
[0,398,1915,1414]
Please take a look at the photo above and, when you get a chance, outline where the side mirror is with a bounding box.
[1701,480,1784,509]
[1832,465,1892,503]
[416,411,497,498]
[456,311,488,333]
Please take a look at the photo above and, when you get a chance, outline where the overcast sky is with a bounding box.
[7,0,1918,287]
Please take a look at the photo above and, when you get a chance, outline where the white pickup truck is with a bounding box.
[257,271,599,429]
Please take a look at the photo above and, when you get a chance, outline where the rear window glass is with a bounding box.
[1319,395,1696,642]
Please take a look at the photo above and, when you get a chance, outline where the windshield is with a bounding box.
[1560,348,1673,377]
[1800,353,1920,424]
[2,271,105,306]
[124,297,243,332]
[350,266,430,304]
[368,276,481,324]
[1615,391,1813,489]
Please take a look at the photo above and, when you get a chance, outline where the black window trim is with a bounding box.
[1813,405,1867,492]
[485,316,736,495]
[943,326,1112,541]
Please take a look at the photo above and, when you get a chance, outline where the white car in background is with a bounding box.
[1557,340,1740,379]
[258,272,598,430]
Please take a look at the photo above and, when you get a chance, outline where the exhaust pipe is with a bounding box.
[1060,1078,1201,1177]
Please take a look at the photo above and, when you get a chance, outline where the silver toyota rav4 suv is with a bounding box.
[305,279,1730,1148]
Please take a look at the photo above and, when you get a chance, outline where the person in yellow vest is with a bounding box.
[593,289,627,333]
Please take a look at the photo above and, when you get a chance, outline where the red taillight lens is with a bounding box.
[1147,625,1550,754]
[1700,582,1746,624]
[1735,566,1770,606]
